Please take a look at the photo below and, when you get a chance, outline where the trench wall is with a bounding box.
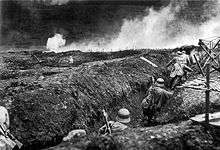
[0,51,171,149]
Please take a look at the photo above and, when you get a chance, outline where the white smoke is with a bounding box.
[49,0,71,5]
[29,0,72,5]
[52,0,220,52]
[46,33,66,51]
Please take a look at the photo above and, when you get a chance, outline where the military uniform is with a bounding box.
[0,106,17,150]
[168,54,192,89]
[141,83,173,125]
[99,108,130,135]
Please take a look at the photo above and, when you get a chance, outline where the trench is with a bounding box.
[11,78,153,150]
[2,48,203,150]
[38,77,171,149]
[13,74,159,148]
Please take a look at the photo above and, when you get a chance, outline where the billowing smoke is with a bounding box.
[49,0,70,5]
[2,0,220,51]
[28,0,71,5]
[46,33,66,51]
[52,0,220,52]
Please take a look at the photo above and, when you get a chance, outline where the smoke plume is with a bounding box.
[54,0,220,52]
[45,0,71,5]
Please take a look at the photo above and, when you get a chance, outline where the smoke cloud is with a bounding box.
[52,0,220,52]
[28,0,71,5]
[49,0,70,5]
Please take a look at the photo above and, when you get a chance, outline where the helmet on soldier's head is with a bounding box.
[116,108,130,124]
[155,78,164,87]
[177,51,182,55]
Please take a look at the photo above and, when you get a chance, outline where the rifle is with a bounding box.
[0,124,23,149]
[102,109,111,135]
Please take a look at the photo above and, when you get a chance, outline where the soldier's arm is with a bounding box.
[163,90,174,98]
[4,108,10,129]
[5,112,9,129]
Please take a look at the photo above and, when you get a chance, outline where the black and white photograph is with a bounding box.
[0,0,220,149]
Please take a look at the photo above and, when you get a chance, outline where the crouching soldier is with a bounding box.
[141,78,173,126]
[0,106,22,150]
[99,108,130,135]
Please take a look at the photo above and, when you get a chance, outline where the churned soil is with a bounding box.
[0,48,171,149]
[0,47,219,150]
[46,121,220,150]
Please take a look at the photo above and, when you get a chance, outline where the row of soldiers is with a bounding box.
[99,78,173,134]
[99,50,194,134]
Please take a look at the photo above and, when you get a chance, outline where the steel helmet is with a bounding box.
[116,108,130,124]
[155,78,164,87]
[177,51,182,55]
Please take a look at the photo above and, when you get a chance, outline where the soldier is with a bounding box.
[167,51,192,89]
[0,106,18,150]
[99,108,130,135]
[181,50,190,65]
[181,50,191,80]
[141,78,173,125]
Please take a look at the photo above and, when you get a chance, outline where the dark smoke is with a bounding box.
[1,0,159,46]
[0,0,219,48]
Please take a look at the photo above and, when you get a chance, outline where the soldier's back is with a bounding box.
[110,121,128,133]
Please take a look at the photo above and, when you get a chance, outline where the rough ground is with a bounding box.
[46,121,220,150]
[0,49,171,149]
[156,72,220,124]
[0,47,218,150]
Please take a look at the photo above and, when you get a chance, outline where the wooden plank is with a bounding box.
[176,85,207,90]
[176,85,220,92]
[214,52,220,59]
[140,57,158,68]
[202,57,210,70]
[212,39,220,50]
[200,44,219,65]
[200,54,209,65]
[190,112,220,128]
[194,55,205,77]
[205,63,210,126]
[209,118,220,127]
[197,77,215,82]
[190,112,220,123]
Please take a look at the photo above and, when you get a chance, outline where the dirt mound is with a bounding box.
[0,48,213,149]
[2,49,142,70]
[0,49,171,149]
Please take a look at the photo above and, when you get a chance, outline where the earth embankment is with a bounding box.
[0,49,171,149]
[1,48,217,150]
